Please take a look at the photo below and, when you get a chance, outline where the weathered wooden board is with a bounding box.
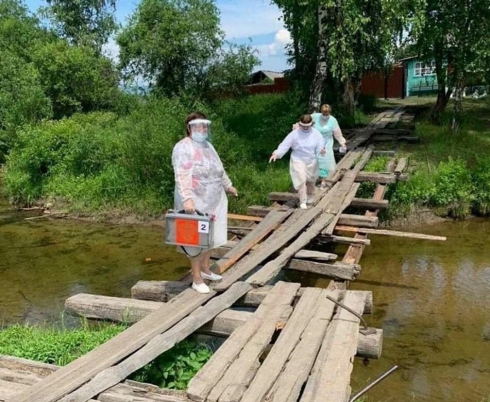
[227,213,263,222]
[11,289,214,402]
[355,172,408,183]
[187,282,299,402]
[212,205,323,292]
[319,235,371,246]
[59,282,253,402]
[334,226,447,241]
[350,198,389,209]
[395,157,408,174]
[300,291,367,402]
[293,250,338,261]
[65,293,253,336]
[263,290,339,402]
[240,289,338,402]
[214,209,292,274]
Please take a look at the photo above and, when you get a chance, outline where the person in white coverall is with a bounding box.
[172,112,238,294]
[269,114,325,210]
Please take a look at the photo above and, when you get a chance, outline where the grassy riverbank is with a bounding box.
[0,321,212,390]
[2,93,489,222]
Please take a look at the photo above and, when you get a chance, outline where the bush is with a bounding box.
[472,157,490,216]
[357,93,377,113]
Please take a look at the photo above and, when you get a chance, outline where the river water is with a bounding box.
[1,198,489,401]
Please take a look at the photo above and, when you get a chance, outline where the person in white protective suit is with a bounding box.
[293,104,347,188]
[172,112,238,294]
[269,114,326,210]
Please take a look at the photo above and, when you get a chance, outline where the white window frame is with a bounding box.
[414,61,436,77]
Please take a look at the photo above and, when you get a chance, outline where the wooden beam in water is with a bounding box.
[334,226,447,241]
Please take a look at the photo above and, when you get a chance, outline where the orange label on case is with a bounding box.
[175,219,199,246]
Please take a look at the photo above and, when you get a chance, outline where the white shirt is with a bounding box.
[274,128,325,163]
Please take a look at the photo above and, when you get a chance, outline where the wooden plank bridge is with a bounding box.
[0,108,445,402]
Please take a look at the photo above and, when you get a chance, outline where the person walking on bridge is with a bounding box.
[172,112,238,294]
[269,114,325,210]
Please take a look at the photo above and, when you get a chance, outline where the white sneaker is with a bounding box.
[192,282,210,294]
[306,197,314,205]
[300,203,307,210]
[201,271,222,281]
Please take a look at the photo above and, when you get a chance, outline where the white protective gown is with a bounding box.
[274,128,325,189]
[172,137,231,256]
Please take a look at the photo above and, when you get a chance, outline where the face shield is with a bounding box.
[188,119,211,143]
[298,121,313,132]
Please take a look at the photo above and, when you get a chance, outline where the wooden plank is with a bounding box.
[248,170,362,286]
[300,291,367,402]
[350,198,389,209]
[214,209,292,274]
[294,250,337,261]
[65,293,253,336]
[187,282,299,402]
[320,235,371,246]
[395,157,408,174]
[371,135,419,143]
[355,172,408,184]
[227,213,263,222]
[0,357,188,402]
[11,289,213,402]
[58,282,253,402]
[263,290,339,402]
[240,289,338,402]
[212,203,325,292]
[334,226,447,241]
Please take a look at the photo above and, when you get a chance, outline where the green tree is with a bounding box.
[31,40,120,118]
[414,0,490,130]
[117,0,258,99]
[42,0,117,52]
[0,52,52,160]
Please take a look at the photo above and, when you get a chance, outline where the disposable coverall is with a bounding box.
[274,127,325,203]
[311,113,347,177]
[172,137,231,256]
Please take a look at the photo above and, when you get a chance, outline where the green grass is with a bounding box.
[0,321,213,390]
[379,98,490,219]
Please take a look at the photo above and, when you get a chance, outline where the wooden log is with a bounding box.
[246,205,289,218]
[213,209,292,275]
[268,192,297,203]
[351,198,389,209]
[187,282,299,402]
[371,135,420,143]
[131,282,374,314]
[374,128,413,136]
[248,207,378,228]
[262,291,339,402]
[300,291,367,402]
[12,289,215,402]
[356,328,383,360]
[355,172,408,183]
[287,260,361,281]
[65,293,253,337]
[395,157,408,174]
[240,289,339,402]
[372,150,396,157]
[338,214,378,228]
[58,282,253,402]
[333,226,447,241]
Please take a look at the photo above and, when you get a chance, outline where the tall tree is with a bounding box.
[42,0,117,52]
[117,0,259,99]
[414,0,490,130]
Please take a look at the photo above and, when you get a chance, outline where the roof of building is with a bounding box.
[252,70,285,80]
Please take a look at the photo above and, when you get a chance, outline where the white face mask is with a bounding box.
[191,132,208,143]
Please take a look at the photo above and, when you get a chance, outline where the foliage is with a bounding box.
[32,41,120,119]
[131,340,212,390]
[0,321,125,366]
[0,322,212,390]
[41,0,117,52]
[117,0,259,99]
